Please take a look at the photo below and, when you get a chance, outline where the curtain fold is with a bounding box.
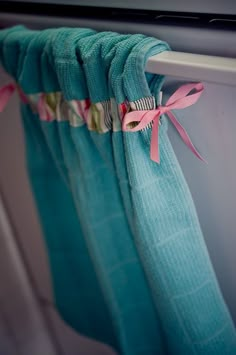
[0,26,235,355]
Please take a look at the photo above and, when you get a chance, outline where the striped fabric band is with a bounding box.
[25,91,156,133]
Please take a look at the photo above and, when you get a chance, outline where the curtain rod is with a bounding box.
[146,51,236,86]
[0,12,235,86]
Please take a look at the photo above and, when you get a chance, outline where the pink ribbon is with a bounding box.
[122,82,205,163]
[0,83,16,112]
[0,82,28,112]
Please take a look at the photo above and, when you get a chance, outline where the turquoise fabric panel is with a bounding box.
[59,123,166,354]
[21,105,118,349]
[46,30,166,354]
[120,42,236,353]
[122,121,236,354]
[0,26,235,355]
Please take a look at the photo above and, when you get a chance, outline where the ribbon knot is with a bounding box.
[122,82,205,163]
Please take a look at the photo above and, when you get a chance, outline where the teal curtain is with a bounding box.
[0,26,235,355]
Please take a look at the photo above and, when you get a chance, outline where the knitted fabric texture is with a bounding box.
[0,26,235,355]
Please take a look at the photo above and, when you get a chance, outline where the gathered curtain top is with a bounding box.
[0,26,205,162]
[0,25,170,103]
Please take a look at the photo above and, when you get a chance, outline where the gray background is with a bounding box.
[2,0,236,15]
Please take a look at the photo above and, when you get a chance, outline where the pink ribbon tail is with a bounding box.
[0,83,29,112]
[150,115,160,163]
[122,109,161,163]
[166,111,206,163]
[0,83,16,112]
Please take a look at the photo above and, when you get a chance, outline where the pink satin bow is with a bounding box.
[0,82,28,112]
[122,82,205,163]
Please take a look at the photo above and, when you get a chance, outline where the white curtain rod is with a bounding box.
[146,51,236,86]
[0,12,236,86]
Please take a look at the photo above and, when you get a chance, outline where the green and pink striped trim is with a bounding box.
[29,91,156,133]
